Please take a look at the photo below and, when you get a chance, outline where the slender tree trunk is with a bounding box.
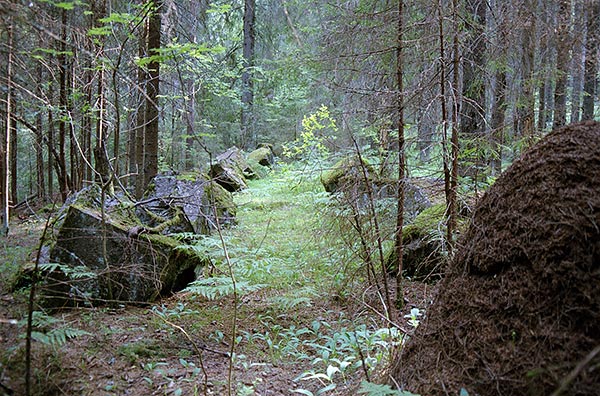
[82,63,93,184]
[69,57,81,191]
[438,0,451,218]
[490,69,506,176]
[515,0,536,138]
[460,0,486,177]
[132,27,146,195]
[2,22,13,234]
[394,0,405,311]
[134,11,149,197]
[9,118,17,207]
[448,0,461,254]
[35,103,46,200]
[184,88,196,170]
[241,0,256,149]
[58,8,70,201]
[490,7,507,176]
[569,0,585,123]
[92,0,111,191]
[553,0,571,129]
[537,0,556,132]
[416,97,435,163]
[47,97,54,199]
[35,40,47,200]
[142,0,161,191]
[582,0,599,120]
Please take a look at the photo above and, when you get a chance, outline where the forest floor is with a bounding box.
[0,168,435,396]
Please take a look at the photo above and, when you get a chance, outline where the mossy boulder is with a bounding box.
[386,203,449,281]
[210,147,264,192]
[248,146,275,167]
[210,161,248,192]
[47,204,206,307]
[321,155,377,194]
[140,171,236,235]
[37,182,218,307]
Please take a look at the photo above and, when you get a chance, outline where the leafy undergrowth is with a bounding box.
[0,167,433,395]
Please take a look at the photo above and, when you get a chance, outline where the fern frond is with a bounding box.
[184,276,263,300]
[38,262,96,280]
[270,295,313,310]
[31,327,91,347]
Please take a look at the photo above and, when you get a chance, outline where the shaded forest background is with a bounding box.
[0,0,599,229]
[0,1,599,395]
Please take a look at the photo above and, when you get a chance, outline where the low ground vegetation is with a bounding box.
[1,164,434,395]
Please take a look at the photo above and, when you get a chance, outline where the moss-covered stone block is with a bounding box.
[46,205,207,306]
[321,155,376,193]
[248,146,275,167]
[139,171,236,235]
[386,203,448,281]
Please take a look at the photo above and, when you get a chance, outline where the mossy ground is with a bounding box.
[0,167,434,395]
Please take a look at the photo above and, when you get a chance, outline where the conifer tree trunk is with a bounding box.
[132,26,147,196]
[582,0,599,120]
[241,0,256,149]
[395,0,405,311]
[34,39,46,200]
[515,0,536,138]
[9,118,16,206]
[57,8,71,201]
[569,0,585,123]
[142,0,161,191]
[35,104,45,200]
[92,0,111,191]
[553,0,571,129]
[2,22,13,234]
[47,96,54,200]
[460,0,485,176]
[448,0,460,253]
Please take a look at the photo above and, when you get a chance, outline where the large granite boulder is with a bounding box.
[140,171,236,234]
[321,155,376,194]
[210,147,257,192]
[322,155,432,219]
[247,145,275,167]
[39,174,235,307]
[385,204,450,281]
[48,204,204,306]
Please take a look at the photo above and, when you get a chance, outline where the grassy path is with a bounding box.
[0,169,408,396]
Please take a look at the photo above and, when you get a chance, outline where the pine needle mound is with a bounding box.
[392,121,600,395]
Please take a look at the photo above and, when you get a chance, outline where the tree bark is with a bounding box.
[47,95,55,200]
[241,0,256,149]
[132,23,147,196]
[490,69,506,176]
[490,4,507,176]
[552,0,571,129]
[92,0,112,191]
[582,0,599,120]
[448,0,461,254]
[395,0,405,311]
[460,0,486,177]
[569,0,585,123]
[2,21,13,234]
[57,8,71,201]
[142,0,161,192]
[515,0,536,138]
[9,118,17,207]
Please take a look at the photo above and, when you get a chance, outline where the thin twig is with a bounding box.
[550,344,600,396]
[212,204,237,396]
[25,205,56,396]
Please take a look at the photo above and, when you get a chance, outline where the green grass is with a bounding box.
[204,169,341,298]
